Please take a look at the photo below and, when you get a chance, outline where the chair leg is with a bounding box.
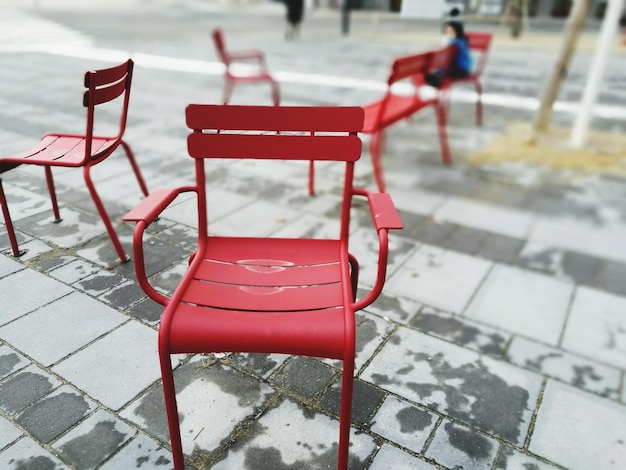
[0,179,24,257]
[83,165,129,262]
[270,79,281,106]
[44,167,61,221]
[120,140,149,197]
[475,82,483,126]
[436,101,452,165]
[369,131,386,193]
[337,355,355,470]
[160,347,186,470]
[223,79,234,105]
[308,160,315,196]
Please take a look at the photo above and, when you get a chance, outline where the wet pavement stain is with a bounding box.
[444,421,493,461]
[12,456,58,470]
[243,445,338,470]
[395,405,434,433]
[406,352,530,444]
[0,352,21,377]
[59,420,127,469]
[0,370,55,415]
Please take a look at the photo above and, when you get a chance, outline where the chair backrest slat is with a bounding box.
[84,78,127,107]
[187,133,362,162]
[84,59,131,88]
[466,32,493,76]
[388,51,432,85]
[186,104,364,134]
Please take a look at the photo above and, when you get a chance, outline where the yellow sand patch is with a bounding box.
[468,122,626,177]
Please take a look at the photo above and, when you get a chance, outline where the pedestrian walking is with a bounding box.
[284,0,304,40]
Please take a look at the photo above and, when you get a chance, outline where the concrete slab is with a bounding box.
[361,327,543,445]
[465,264,574,345]
[385,244,492,313]
[0,292,126,366]
[0,437,69,470]
[98,434,173,470]
[369,444,439,469]
[561,286,626,369]
[530,380,626,469]
[52,321,160,410]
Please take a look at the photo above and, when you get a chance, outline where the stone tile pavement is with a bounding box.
[1,1,626,469]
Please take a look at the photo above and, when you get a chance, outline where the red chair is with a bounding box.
[123,104,403,470]
[211,28,281,106]
[0,59,149,262]
[439,32,493,126]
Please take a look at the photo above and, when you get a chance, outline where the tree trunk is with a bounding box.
[530,0,590,141]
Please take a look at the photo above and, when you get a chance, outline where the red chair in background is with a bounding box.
[123,104,403,470]
[211,28,281,106]
[439,32,493,126]
[0,59,149,262]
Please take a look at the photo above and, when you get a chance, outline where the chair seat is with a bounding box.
[167,237,350,359]
[6,134,118,167]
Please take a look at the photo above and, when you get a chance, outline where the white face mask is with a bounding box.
[440,35,449,45]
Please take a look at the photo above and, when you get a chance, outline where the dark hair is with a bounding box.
[444,20,467,41]
[449,7,461,18]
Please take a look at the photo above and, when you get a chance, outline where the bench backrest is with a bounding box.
[387,51,433,86]
[466,32,493,77]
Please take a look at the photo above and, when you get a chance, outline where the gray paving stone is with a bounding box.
[0,437,69,470]
[99,279,147,310]
[53,409,136,470]
[409,307,509,357]
[434,197,533,239]
[47,258,101,285]
[0,268,73,325]
[370,395,437,453]
[414,219,457,245]
[561,250,604,287]
[386,244,492,313]
[0,414,22,450]
[122,357,274,455]
[98,434,173,470]
[225,352,289,379]
[271,356,336,399]
[211,397,376,470]
[0,292,126,366]
[507,336,621,399]
[73,270,126,296]
[52,320,160,410]
[561,286,626,370]
[30,254,75,274]
[319,378,385,426]
[371,445,438,469]
[0,344,29,380]
[0,255,22,278]
[495,446,560,470]
[444,225,488,255]
[517,242,563,276]
[15,385,96,444]
[478,233,524,264]
[530,380,626,469]
[126,297,165,325]
[597,259,626,296]
[465,264,574,345]
[361,327,542,445]
[425,420,499,470]
[364,291,422,325]
[0,364,61,416]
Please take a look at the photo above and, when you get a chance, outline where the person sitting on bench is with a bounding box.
[425,20,473,88]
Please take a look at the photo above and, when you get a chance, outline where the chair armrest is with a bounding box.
[351,188,403,311]
[123,186,196,306]
[229,50,267,65]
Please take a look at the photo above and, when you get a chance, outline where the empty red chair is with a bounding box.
[123,104,403,470]
[439,32,493,126]
[0,59,148,262]
[211,28,281,106]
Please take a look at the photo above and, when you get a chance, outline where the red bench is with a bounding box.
[360,46,455,193]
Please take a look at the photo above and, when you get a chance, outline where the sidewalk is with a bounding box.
[1,2,626,469]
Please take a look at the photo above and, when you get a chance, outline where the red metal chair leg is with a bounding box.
[436,101,452,165]
[83,165,129,262]
[44,167,61,221]
[120,140,149,197]
[337,355,355,470]
[475,82,483,126]
[308,160,315,196]
[369,131,386,193]
[0,179,24,257]
[159,347,186,470]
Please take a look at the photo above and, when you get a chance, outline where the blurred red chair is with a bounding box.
[123,104,403,470]
[439,32,493,126]
[0,59,148,261]
[211,28,281,105]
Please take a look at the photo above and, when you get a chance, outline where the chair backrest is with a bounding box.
[387,50,433,86]
[186,104,364,239]
[211,28,230,65]
[466,32,493,76]
[428,44,456,76]
[82,58,133,158]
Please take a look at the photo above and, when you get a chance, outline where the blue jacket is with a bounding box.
[451,37,473,75]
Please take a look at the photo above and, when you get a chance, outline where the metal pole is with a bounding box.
[569,0,624,148]
[341,0,351,36]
